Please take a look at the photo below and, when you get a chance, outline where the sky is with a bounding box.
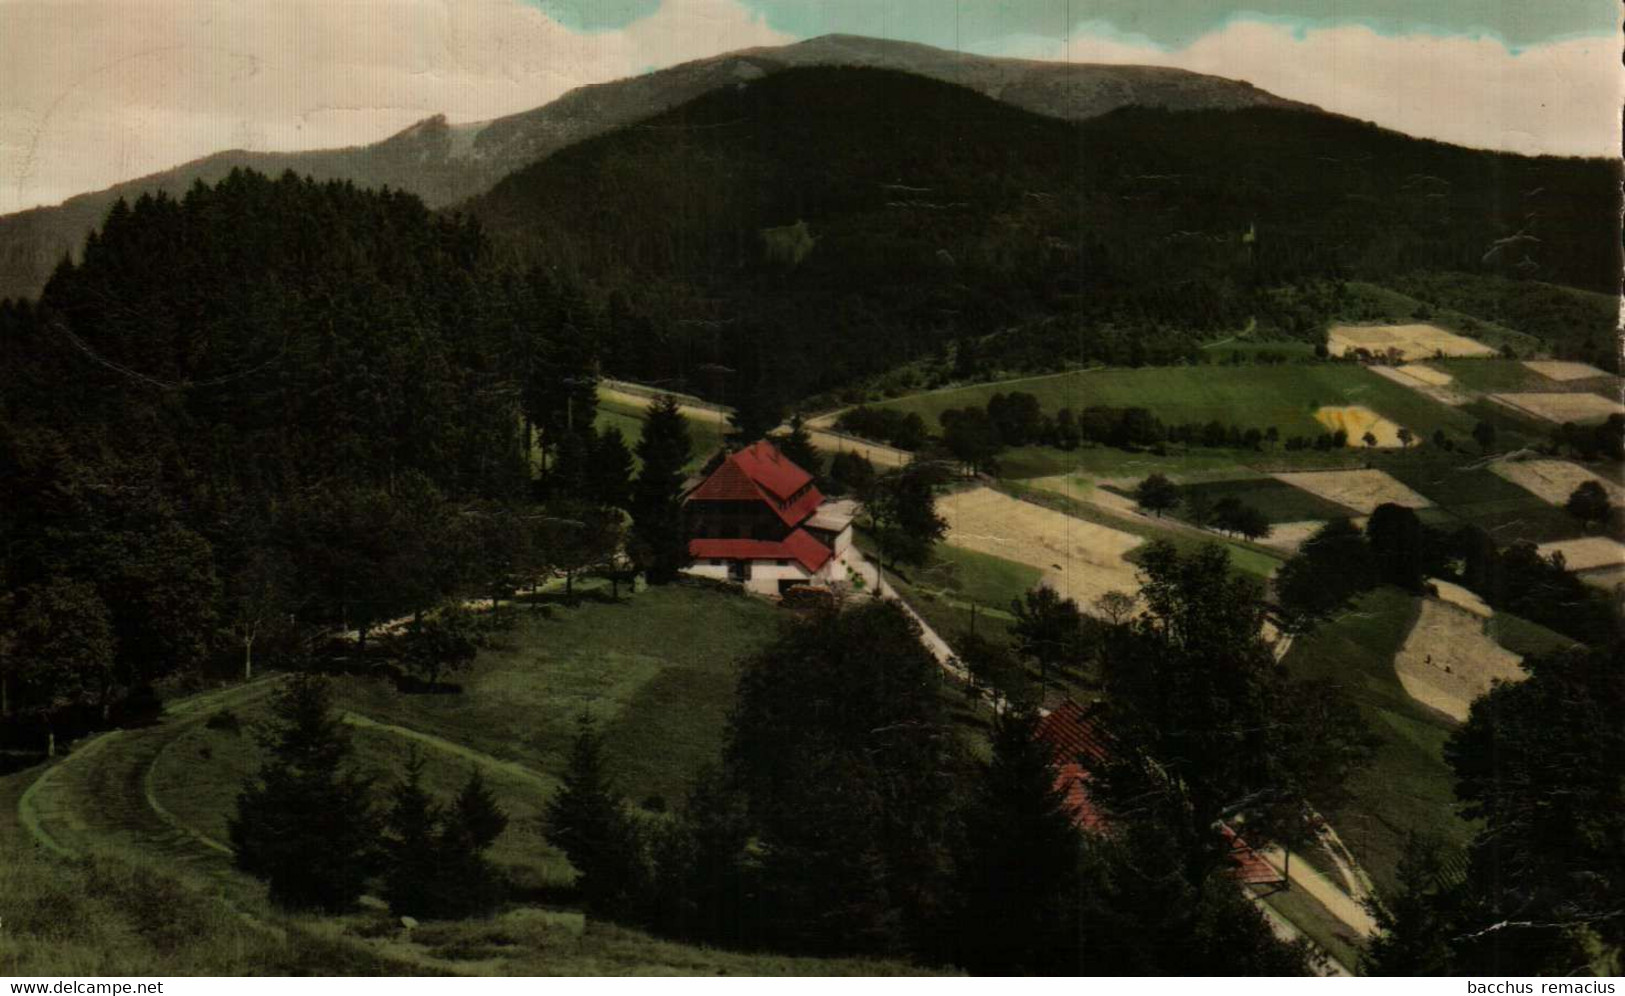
[0,0,1617,214]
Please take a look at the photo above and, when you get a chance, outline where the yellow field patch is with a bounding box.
[1490,392,1625,424]
[1272,469,1431,515]
[1314,405,1406,447]
[1522,360,1612,382]
[1394,598,1522,722]
[1490,459,1625,507]
[1328,323,1496,361]
[1535,536,1625,573]
[936,486,1144,614]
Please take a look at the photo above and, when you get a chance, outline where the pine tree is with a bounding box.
[726,380,784,447]
[434,767,511,917]
[774,414,822,476]
[630,396,692,585]
[953,708,1083,974]
[382,747,445,917]
[230,675,378,911]
[543,713,647,917]
[588,427,635,509]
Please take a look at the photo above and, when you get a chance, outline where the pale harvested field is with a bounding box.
[1535,536,1625,573]
[1257,520,1327,555]
[1490,459,1625,506]
[1272,470,1431,514]
[1398,363,1454,386]
[1395,598,1523,722]
[1490,392,1625,424]
[937,486,1144,613]
[1315,405,1406,447]
[1367,365,1472,407]
[1426,578,1492,619]
[1328,323,1496,361]
[1522,360,1612,382]
[1577,563,1625,591]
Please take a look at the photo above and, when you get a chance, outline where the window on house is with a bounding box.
[776,559,789,566]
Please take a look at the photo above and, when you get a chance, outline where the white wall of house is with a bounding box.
[684,558,815,595]
[831,524,853,556]
[741,559,815,595]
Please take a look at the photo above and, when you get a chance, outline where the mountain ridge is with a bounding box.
[0,33,1319,301]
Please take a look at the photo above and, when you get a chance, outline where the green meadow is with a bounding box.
[876,364,1479,446]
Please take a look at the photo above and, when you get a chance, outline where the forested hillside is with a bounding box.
[467,66,1620,401]
[0,171,605,743]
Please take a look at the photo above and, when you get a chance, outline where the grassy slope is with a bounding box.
[1282,587,1472,896]
[875,364,1480,445]
[0,843,924,976]
[7,585,940,975]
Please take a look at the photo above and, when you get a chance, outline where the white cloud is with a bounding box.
[0,0,790,213]
[990,19,1621,161]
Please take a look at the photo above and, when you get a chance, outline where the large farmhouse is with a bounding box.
[683,440,856,596]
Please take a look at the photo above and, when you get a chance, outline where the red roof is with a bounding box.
[1035,700,1111,767]
[731,440,812,499]
[686,440,824,528]
[1034,700,1284,885]
[1035,701,1112,832]
[690,527,833,574]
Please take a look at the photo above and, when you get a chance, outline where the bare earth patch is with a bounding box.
[1490,459,1625,506]
[936,486,1143,613]
[1272,470,1431,515]
[1490,392,1625,424]
[1394,598,1523,723]
[1314,406,1406,447]
[1328,323,1496,361]
[1522,360,1612,382]
[1535,536,1625,573]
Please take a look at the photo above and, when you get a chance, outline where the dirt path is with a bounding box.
[1261,846,1378,939]
[341,711,558,792]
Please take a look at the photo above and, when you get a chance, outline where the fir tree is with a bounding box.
[588,427,635,509]
[230,676,378,911]
[774,414,822,476]
[953,707,1083,974]
[382,747,445,917]
[543,713,647,917]
[630,396,692,585]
